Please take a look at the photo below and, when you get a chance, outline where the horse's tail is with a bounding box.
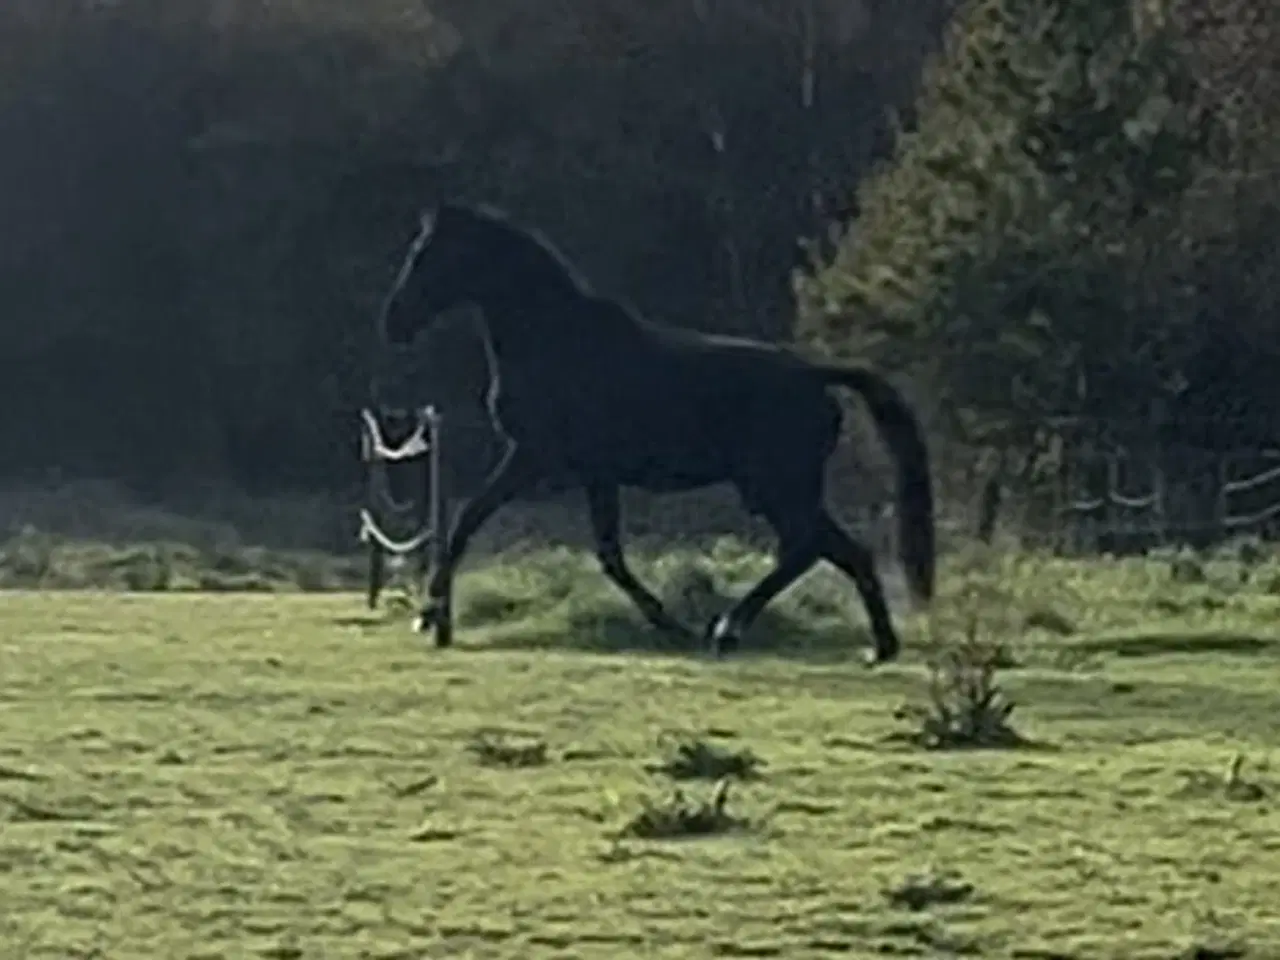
[819,364,935,604]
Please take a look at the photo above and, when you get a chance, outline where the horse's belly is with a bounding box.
[493,382,739,490]
[616,461,724,491]
[604,442,731,491]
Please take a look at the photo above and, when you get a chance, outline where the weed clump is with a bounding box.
[618,778,748,840]
[883,868,975,911]
[900,627,1026,749]
[895,557,1030,750]
[466,731,549,768]
[648,734,764,781]
[1175,752,1268,804]
[0,525,55,586]
[114,546,175,591]
[1165,547,1209,585]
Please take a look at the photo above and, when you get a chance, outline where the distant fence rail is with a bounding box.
[1055,447,1280,552]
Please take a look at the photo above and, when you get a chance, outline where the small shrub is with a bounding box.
[1224,754,1268,803]
[902,627,1026,749]
[883,868,975,911]
[1175,753,1268,803]
[648,734,764,781]
[1167,548,1209,585]
[896,557,1029,750]
[466,731,549,768]
[618,778,747,840]
[112,546,174,591]
[0,525,56,586]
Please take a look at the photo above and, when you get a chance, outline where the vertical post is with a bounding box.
[361,406,440,621]
[412,409,431,585]
[362,412,386,610]
[425,405,451,649]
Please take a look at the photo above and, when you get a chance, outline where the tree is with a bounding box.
[794,0,1218,448]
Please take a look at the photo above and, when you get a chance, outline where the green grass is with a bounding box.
[3,540,1280,958]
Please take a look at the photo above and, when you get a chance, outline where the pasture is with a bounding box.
[3,538,1280,958]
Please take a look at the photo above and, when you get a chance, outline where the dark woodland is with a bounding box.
[1,0,1278,525]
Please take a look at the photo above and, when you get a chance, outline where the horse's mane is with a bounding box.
[450,203,596,297]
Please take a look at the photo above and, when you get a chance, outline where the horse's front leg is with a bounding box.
[418,443,540,646]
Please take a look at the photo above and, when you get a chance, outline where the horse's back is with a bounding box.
[489,298,841,492]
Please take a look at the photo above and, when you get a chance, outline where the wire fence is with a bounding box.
[1046,445,1280,554]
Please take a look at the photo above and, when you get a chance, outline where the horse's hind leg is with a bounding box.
[706,510,822,656]
[585,484,693,640]
[816,511,901,665]
[418,443,539,645]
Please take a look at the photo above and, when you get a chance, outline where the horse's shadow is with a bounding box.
[474,608,881,665]
[334,551,905,665]
[334,603,892,664]
[332,614,393,630]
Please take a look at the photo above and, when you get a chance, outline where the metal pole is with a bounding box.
[362,410,386,610]
[425,405,451,648]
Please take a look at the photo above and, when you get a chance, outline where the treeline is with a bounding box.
[0,0,948,497]
[2,0,1276,511]
[800,0,1280,474]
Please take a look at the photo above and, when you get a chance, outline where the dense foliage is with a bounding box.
[797,0,1280,456]
[0,0,943,496]
[2,0,1275,505]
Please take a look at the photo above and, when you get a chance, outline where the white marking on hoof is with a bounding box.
[709,614,734,642]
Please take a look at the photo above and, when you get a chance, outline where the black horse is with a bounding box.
[376,202,935,663]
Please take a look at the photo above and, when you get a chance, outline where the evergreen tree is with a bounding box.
[795,0,1217,444]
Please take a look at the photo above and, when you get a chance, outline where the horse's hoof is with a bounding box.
[414,602,453,648]
[705,614,740,658]
[864,645,900,668]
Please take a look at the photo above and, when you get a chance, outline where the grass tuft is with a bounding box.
[6,534,1280,956]
[882,868,976,911]
[1174,752,1269,804]
[648,734,765,781]
[618,778,748,840]
[466,731,550,768]
[894,554,1030,750]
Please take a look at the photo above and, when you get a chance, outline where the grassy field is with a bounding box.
[3,538,1280,958]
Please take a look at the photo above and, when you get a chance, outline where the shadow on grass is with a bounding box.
[1077,632,1274,660]
[438,543,894,664]
[332,614,393,629]
[478,607,883,664]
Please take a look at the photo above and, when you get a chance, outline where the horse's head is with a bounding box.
[377,202,485,348]
[377,201,591,354]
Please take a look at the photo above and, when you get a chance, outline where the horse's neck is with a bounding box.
[478,290,604,368]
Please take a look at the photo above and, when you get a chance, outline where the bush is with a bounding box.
[795,0,1219,448]
[894,554,1030,749]
[617,779,748,840]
